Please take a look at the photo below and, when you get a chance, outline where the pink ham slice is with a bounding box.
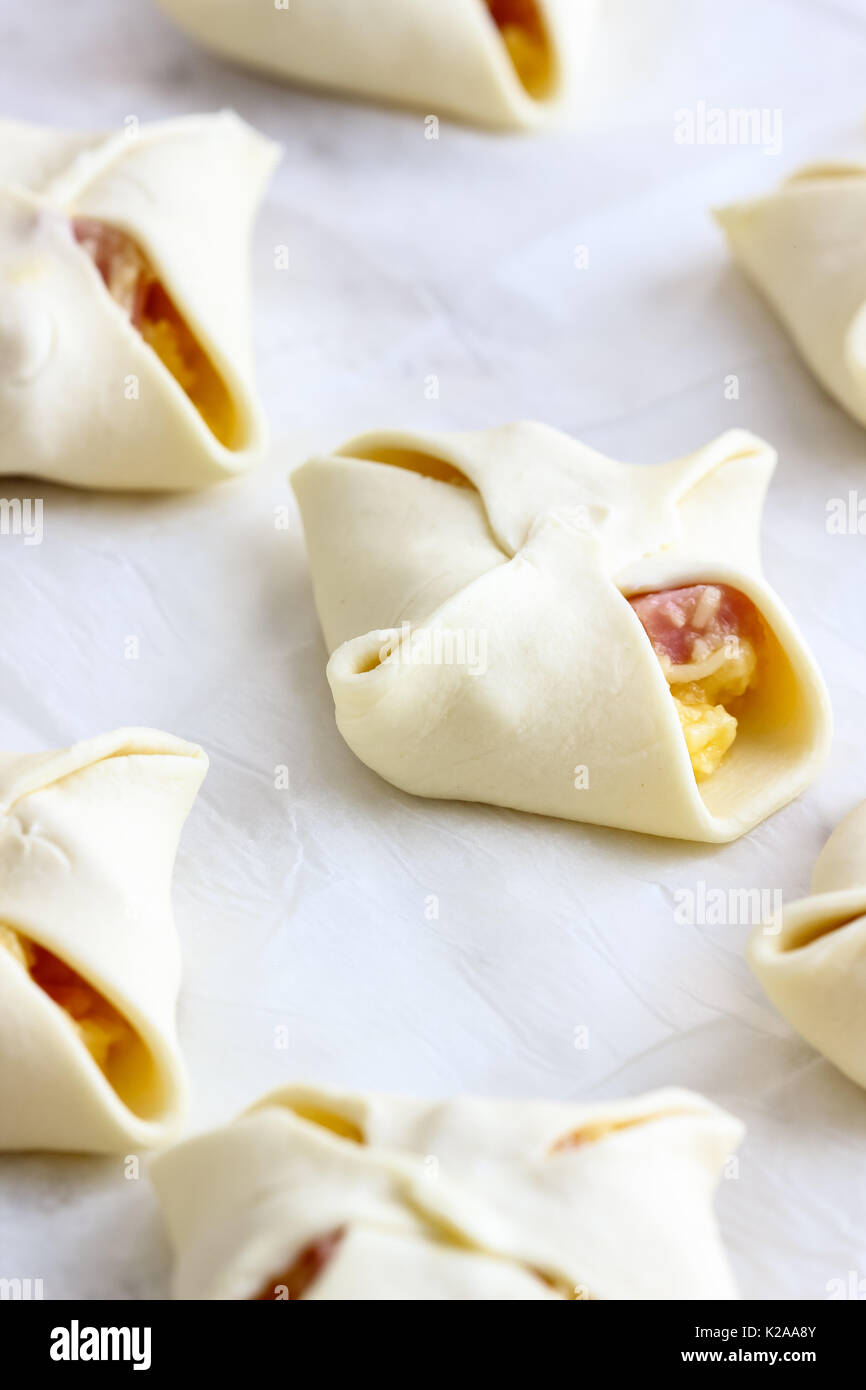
[254,1228,345,1300]
[628,584,760,675]
[71,218,150,326]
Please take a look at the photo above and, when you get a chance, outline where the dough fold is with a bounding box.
[151,1082,743,1300]
[0,111,279,489]
[716,162,866,428]
[157,0,597,132]
[0,728,207,1152]
[291,422,830,842]
[749,800,866,1089]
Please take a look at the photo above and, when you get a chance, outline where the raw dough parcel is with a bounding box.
[157,0,597,132]
[151,1083,743,1300]
[749,799,866,1090]
[716,162,866,429]
[292,422,830,842]
[0,728,207,1152]
[0,111,278,489]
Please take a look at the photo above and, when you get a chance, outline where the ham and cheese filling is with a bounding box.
[0,922,134,1073]
[252,1226,575,1301]
[486,0,552,97]
[628,584,764,781]
[255,1229,346,1300]
[71,218,236,448]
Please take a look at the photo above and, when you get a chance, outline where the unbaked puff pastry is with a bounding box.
[0,111,279,490]
[749,800,866,1090]
[0,728,207,1152]
[291,423,831,843]
[151,1083,743,1300]
[716,163,866,428]
[157,0,597,132]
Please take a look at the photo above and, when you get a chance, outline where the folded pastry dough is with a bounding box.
[151,1083,743,1300]
[291,422,831,842]
[0,111,279,490]
[716,163,866,428]
[0,728,207,1152]
[157,0,597,132]
[749,799,866,1090]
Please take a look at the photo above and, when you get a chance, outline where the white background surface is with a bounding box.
[1,0,865,1301]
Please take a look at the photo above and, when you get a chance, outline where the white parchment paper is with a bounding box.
[1,0,865,1300]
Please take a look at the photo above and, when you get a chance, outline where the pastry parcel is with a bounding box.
[749,798,866,1089]
[0,111,278,489]
[151,1082,743,1300]
[292,423,831,842]
[716,162,866,429]
[0,728,207,1152]
[157,0,597,132]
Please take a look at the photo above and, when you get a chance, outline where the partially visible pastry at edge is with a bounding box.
[0,111,279,489]
[157,0,598,132]
[716,161,866,429]
[749,799,866,1089]
[151,1083,743,1300]
[0,728,207,1152]
[290,422,831,843]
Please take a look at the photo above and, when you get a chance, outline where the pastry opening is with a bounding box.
[408,1203,579,1299]
[253,1214,579,1301]
[253,1228,346,1301]
[353,644,389,676]
[71,218,243,450]
[485,0,554,99]
[287,1101,365,1145]
[549,1106,689,1154]
[688,615,814,823]
[349,625,415,676]
[531,1267,590,1300]
[787,164,866,185]
[628,583,767,783]
[778,904,866,954]
[0,922,168,1121]
[343,444,476,490]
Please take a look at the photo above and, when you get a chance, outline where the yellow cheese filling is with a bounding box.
[138,281,237,449]
[669,639,757,781]
[487,1,552,96]
[0,923,134,1073]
